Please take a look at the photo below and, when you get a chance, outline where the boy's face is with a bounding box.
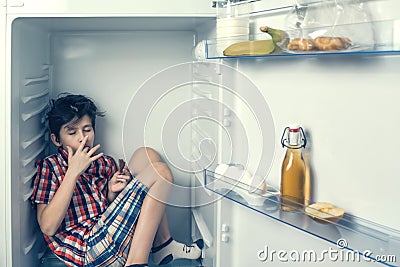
[51,115,95,154]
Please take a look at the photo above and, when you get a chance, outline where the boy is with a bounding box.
[31,94,203,267]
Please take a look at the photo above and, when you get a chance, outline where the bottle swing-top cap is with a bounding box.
[281,125,307,148]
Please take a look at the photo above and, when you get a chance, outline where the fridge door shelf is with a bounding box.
[210,0,400,59]
[203,169,400,266]
[206,19,400,59]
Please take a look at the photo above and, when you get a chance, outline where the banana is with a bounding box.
[260,26,289,48]
[223,40,275,56]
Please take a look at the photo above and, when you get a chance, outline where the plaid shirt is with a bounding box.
[31,147,117,267]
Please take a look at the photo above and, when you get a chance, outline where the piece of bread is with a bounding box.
[314,36,351,51]
[287,38,315,51]
[305,202,345,223]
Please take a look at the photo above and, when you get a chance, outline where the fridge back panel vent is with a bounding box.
[21,88,49,104]
[23,74,49,86]
[11,18,51,267]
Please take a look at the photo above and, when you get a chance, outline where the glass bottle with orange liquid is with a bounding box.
[280,125,309,211]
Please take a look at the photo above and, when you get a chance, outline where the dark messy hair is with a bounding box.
[46,93,105,142]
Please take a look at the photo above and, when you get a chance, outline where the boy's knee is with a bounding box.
[152,161,174,184]
[135,147,161,162]
[129,146,162,175]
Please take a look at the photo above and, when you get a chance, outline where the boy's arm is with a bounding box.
[37,137,103,236]
[36,168,81,236]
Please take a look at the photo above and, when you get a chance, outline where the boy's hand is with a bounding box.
[109,166,132,193]
[66,136,103,177]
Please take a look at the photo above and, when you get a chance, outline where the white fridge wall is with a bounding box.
[51,30,194,160]
[10,18,51,267]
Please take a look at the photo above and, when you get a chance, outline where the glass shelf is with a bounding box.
[206,19,400,59]
[206,39,400,59]
[208,0,400,59]
[204,169,400,267]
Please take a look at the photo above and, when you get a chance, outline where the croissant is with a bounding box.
[287,38,315,51]
[314,37,351,51]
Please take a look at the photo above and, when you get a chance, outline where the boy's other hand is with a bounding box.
[109,166,132,193]
[66,136,104,177]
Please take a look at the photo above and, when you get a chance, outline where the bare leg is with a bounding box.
[124,148,173,265]
[153,214,171,247]
[129,147,173,247]
[124,147,201,266]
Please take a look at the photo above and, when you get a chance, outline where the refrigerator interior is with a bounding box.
[6,0,400,266]
[9,16,216,267]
